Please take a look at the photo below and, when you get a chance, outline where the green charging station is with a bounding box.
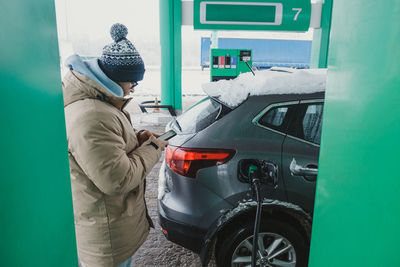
[210,48,253,81]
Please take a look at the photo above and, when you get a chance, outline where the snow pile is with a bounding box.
[202,68,327,108]
[158,161,168,200]
[216,199,308,227]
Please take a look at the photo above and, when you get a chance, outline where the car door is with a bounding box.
[281,99,324,214]
[252,100,299,202]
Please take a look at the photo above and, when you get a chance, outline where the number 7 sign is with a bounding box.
[292,8,302,21]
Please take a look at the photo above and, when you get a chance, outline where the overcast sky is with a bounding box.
[55,0,159,42]
[55,0,313,66]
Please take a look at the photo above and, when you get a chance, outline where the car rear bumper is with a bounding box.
[158,201,207,254]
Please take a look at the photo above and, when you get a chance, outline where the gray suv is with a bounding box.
[158,69,325,267]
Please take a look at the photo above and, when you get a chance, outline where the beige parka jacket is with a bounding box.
[63,69,161,267]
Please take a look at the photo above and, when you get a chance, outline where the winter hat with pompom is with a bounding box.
[98,23,145,82]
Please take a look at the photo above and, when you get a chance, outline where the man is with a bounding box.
[63,23,168,267]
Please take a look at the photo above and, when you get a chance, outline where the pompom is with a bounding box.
[110,23,128,42]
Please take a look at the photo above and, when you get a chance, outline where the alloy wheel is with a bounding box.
[231,232,296,267]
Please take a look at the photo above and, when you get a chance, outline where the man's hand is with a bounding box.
[138,130,152,146]
[151,132,160,138]
[149,135,168,151]
[138,131,168,151]
[138,130,163,146]
[150,135,168,151]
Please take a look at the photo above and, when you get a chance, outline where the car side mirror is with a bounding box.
[238,159,278,187]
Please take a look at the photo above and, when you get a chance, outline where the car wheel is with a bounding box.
[215,219,308,267]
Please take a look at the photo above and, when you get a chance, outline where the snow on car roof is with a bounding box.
[202,67,327,108]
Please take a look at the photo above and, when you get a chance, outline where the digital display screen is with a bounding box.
[225,55,231,65]
[206,4,276,23]
[218,56,225,68]
[240,50,252,61]
[157,130,176,141]
[231,56,237,69]
[212,56,219,68]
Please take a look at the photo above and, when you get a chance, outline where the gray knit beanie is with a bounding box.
[98,23,145,82]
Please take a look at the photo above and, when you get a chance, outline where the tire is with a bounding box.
[215,218,309,267]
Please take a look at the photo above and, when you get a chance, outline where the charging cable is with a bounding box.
[248,165,262,267]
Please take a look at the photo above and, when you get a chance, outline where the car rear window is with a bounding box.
[260,107,288,127]
[258,104,298,134]
[175,97,229,134]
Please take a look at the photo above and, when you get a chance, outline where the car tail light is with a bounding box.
[165,146,236,178]
[161,227,168,236]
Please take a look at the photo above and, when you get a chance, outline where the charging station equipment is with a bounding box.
[210,48,253,81]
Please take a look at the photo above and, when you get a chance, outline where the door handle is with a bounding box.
[290,158,318,179]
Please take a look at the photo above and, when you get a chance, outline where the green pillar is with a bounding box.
[0,1,77,266]
[310,0,333,68]
[309,1,400,266]
[160,0,182,112]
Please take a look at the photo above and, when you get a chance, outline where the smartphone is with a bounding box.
[157,129,177,141]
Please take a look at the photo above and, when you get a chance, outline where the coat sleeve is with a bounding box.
[69,113,162,196]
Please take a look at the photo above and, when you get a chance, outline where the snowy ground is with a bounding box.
[124,67,209,119]
[133,67,209,97]
[127,98,215,267]
[60,64,210,97]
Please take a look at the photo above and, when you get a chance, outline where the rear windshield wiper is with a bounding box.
[172,117,182,132]
[209,95,233,109]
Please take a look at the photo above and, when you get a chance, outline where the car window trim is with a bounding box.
[252,101,299,136]
[285,134,321,147]
[299,99,324,105]
[285,99,324,147]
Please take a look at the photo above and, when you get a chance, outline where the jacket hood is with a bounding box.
[63,54,131,109]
